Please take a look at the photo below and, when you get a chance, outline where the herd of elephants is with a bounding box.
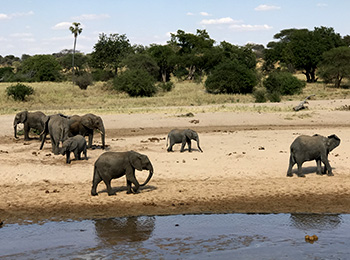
[13,110,341,196]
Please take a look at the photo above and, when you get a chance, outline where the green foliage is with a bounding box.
[205,60,258,94]
[148,44,175,82]
[317,46,350,88]
[74,72,93,90]
[158,81,174,92]
[20,55,62,82]
[113,69,157,97]
[6,83,34,101]
[263,71,305,96]
[0,67,15,82]
[55,51,88,70]
[253,87,268,103]
[91,69,114,81]
[91,33,132,75]
[265,27,344,82]
[121,53,159,80]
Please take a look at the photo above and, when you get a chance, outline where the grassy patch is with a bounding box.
[1,78,350,115]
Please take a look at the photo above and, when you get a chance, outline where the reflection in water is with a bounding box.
[94,216,155,245]
[290,213,342,230]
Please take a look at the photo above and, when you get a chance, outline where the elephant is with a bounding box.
[287,134,340,177]
[13,111,46,140]
[91,151,154,196]
[166,128,203,152]
[58,135,87,164]
[68,113,105,149]
[40,114,70,155]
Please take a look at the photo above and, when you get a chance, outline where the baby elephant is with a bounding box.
[167,129,203,152]
[287,134,340,177]
[91,151,154,196]
[59,135,87,164]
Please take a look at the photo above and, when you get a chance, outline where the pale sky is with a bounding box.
[1,0,349,57]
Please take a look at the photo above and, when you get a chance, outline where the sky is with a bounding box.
[1,0,350,57]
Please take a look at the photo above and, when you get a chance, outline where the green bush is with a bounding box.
[205,60,257,94]
[263,71,305,96]
[159,81,174,92]
[253,87,267,103]
[74,72,93,90]
[6,83,34,101]
[113,69,157,97]
[92,69,114,81]
[20,55,62,82]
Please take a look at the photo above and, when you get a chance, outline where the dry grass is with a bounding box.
[1,77,350,115]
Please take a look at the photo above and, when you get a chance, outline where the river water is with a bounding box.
[1,213,349,259]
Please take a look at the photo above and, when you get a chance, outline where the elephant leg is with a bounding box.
[321,156,333,176]
[180,140,186,152]
[187,139,192,152]
[126,173,140,194]
[91,168,102,196]
[286,155,295,177]
[297,162,305,177]
[23,124,31,140]
[51,136,59,155]
[66,152,71,164]
[167,139,175,152]
[316,159,323,175]
[88,134,93,149]
[83,148,87,160]
[73,150,80,160]
[104,178,115,196]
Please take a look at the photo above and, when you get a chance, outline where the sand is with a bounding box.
[1,99,350,224]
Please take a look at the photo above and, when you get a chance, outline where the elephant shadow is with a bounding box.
[90,144,110,150]
[290,166,335,175]
[98,185,157,195]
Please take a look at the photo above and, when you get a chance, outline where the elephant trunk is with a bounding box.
[98,125,106,149]
[14,122,18,139]
[140,165,153,187]
[196,138,203,152]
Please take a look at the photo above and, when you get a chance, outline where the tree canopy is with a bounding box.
[265,26,344,82]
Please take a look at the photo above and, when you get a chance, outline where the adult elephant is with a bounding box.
[68,113,105,149]
[13,111,46,140]
[167,128,203,152]
[287,134,340,177]
[40,114,70,155]
[91,151,154,196]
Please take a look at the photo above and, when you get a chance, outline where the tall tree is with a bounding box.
[265,27,344,82]
[91,33,132,75]
[69,22,83,77]
[318,46,350,88]
[168,29,215,81]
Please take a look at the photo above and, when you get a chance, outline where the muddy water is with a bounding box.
[1,213,349,259]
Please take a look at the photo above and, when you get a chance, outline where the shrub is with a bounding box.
[263,71,305,96]
[0,67,15,82]
[205,60,257,94]
[253,87,267,103]
[74,72,93,90]
[113,69,157,97]
[159,81,174,92]
[6,83,34,101]
[92,69,114,81]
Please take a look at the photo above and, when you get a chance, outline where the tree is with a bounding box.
[265,27,344,82]
[91,33,132,75]
[20,55,62,81]
[168,29,215,81]
[69,22,83,77]
[121,53,159,81]
[148,44,175,82]
[318,46,350,88]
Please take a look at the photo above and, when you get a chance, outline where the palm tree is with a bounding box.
[69,22,83,78]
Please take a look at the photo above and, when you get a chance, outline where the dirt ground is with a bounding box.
[1,99,350,224]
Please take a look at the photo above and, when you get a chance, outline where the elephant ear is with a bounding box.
[81,115,94,129]
[129,151,143,171]
[69,139,78,151]
[20,111,28,123]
